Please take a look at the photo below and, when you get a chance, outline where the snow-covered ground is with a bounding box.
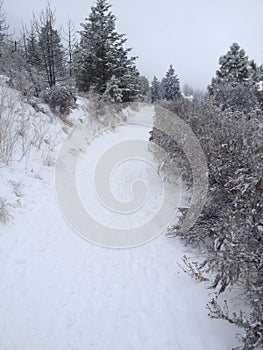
[0,85,241,349]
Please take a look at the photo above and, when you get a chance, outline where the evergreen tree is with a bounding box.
[208,43,261,113]
[162,64,180,100]
[26,26,41,67]
[138,75,150,101]
[210,43,250,88]
[103,75,122,104]
[75,0,139,101]
[150,76,162,102]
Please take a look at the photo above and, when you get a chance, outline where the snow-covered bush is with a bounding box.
[7,63,46,99]
[0,42,46,99]
[103,76,123,104]
[209,81,259,114]
[86,88,127,128]
[150,97,263,349]
[42,85,77,118]
[0,85,56,166]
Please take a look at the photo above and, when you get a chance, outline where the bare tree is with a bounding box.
[34,3,65,87]
[63,18,77,79]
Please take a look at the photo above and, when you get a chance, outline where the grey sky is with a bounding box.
[5,0,263,90]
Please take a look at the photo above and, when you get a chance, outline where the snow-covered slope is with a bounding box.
[0,83,240,349]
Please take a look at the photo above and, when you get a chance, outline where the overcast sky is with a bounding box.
[4,0,263,90]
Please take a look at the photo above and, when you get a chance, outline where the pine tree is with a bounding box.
[208,43,261,113]
[210,43,250,87]
[150,76,162,102]
[162,65,180,100]
[26,26,41,67]
[75,0,139,101]
[103,75,122,104]
[138,75,150,101]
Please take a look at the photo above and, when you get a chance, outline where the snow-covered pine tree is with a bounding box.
[103,75,122,104]
[162,64,181,100]
[208,43,259,113]
[150,76,162,102]
[74,0,139,101]
[213,42,250,85]
[138,75,150,102]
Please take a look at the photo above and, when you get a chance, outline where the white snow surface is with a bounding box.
[0,88,240,349]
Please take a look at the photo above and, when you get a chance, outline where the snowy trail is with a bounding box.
[0,105,240,349]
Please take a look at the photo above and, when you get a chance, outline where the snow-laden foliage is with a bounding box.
[103,75,123,104]
[150,95,263,349]
[138,75,150,102]
[74,0,139,102]
[209,81,259,114]
[0,2,70,106]
[208,43,263,114]
[212,43,250,84]
[150,76,162,102]
[6,51,46,98]
[161,64,181,100]
[150,66,181,103]
[42,85,77,118]
[0,85,60,166]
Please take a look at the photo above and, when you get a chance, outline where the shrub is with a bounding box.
[150,97,263,349]
[42,85,77,118]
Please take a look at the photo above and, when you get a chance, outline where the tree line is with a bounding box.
[0,0,196,109]
[1,0,262,111]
